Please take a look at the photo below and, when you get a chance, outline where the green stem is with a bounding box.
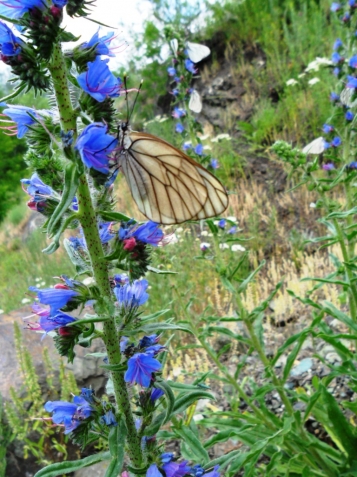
[49,42,144,470]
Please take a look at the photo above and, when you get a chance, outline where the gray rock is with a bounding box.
[74,461,110,477]
[290,358,313,377]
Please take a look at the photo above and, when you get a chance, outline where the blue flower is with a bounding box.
[322,124,334,134]
[172,88,179,96]
[333,67,340,76]
[331,136,342,147]
[228,226,237,234]
[191,465,205,477]
[347,76,357,89]
[75,123,118,174]
[349,55,357,68]
[80,388,95,404]
[100,410,117,426]
[0,21,22,55]
[323,163,335,170]
[98,222,114,243]
[114,274,129,285]
[53,0,67,6]
[0,0,44,19]
[343,11,351,22]
[333,38,343,50]
[346,111,354,121]
[162,460,191,477]
[119,221,164,246]
[330,92,340,101]
[348,161,357,169]
[331,2,341,11]
[194,144,204,155]
[332,52,342,64]
[28,303,76,333]
[124,352,162,387]
[120,336,130,352]
[182,142,192,151]
[1,104,37,138]
[45,395,93,434]
[77,57,121,102]
[167,66,176,77]
[323,140,331,150]
[114,279,149,311]
[349,0,357,7]
[175,123,184,133]
[21,173,53,198]
[147,464,162,477]
[203,466,220,477]
[172,106,186,118]
[184,59,197,74]
[139,334,159,348]
[151,388,164,401]
[218,219,226,229]
[210,158,219,169]
[81,30,115,57]
[161,453,174,464]
[29,286,79,311]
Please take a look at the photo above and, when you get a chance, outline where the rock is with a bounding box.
[0,305,107,400]
[326,352,342,364]
[290,358,313,377]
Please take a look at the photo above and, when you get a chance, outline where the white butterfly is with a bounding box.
[188,90,202,113]
[170,39,211,63]
[302,137,325,155]
[340,87,357,108]
[116,124,228,225]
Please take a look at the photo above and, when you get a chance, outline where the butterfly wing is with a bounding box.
[118,132,228,225]
[188,90,203,113]
[186,41,211,63]
[302,136,325,155]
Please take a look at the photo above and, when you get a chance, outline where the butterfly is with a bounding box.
[115,123,229,225]
[170,39,211,63]
[188,90,203,113]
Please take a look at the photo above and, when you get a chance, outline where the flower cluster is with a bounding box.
[146,454,220,477]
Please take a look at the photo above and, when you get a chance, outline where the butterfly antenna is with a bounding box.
[123,73,130,123]
[127,80,143,126]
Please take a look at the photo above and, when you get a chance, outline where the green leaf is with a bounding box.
[326,207,357,219]
[147,265,178,274]
[237,261,266,293]
[155,379,175,424]
[99,211,135,222]
[47,163,80,238]
[321,301,357,332]
[105,417,126,477]
[272,330,308,365]
[128,322,193,335]
[301,277,349,286]
[173,391,215,414]
[320,386,357,459]
[59,31,81,42]
[0,83,26,102]
[176,426,209,464]
[283,334,307,381]
[33,452,111,477]
[141,309,170,322]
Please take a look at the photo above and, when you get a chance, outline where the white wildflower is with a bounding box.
[308,77,320,86]
[201,230,209,236]
[286,78,298,86]
[310,202,317,208]
[219,243,229,250]
[305,57,332,72]
[200,242,211,251]
[21,298,31,304]
[231,244,246,252]
[211,133,231,143]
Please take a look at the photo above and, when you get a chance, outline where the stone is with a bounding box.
[290,358,313,377]
[74,461,110,477]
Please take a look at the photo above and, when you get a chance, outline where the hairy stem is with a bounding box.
[49,42,143,469]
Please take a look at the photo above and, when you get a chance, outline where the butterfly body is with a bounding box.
[117,125,229,224]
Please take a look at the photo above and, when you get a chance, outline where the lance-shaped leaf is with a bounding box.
[33,452,111,477]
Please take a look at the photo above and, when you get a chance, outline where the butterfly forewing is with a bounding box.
[118,131,229,224]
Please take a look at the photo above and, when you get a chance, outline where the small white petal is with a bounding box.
[21,298,31,304]
[231,244,246,252]
[219,243,229,250]
[308,77,320,86]
[286,78,298,86]
[310,202,317,208]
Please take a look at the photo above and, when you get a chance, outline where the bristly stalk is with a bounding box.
[48,42,144,469]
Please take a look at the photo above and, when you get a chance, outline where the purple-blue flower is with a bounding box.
[218,219,226,229]
[331,2,341,11]
[348,161,357,169]
[147,464,162,477]
[139,334,159,348]
[182,142,192,151]
[29,286,79,311]
[172,88,179,96]
[100,410,117,426]
[151,388,164,401]
[1,105,38,139]
[45,395,93,434]
[347,76,357,89]
[167,66,176,77]
[119,221,164,246]
[194,144,204,155]
[26,303,76,333]
[77,57,121,102]
[0,21,22,55]
[172,106,186,118]
[210,158,219,169]
[343,11,351,22]
[323,140,331,150]
[162,461,191,477]
[114,279,149,310]
[53,0,67,6]
[330,92,340,101]
[350,0,357,7]
[323,163,335,170]
[75,123,118,174]
[346,111,354,120]
[0,0,43,19]
[349,55,357,68]
[191,465,205,477]
[322,124,334,134]
[332,52,342,64]
[124,352,162,387]
[175,123,184,133]
[98,222,114,243]
[81,30,115,57]
[114,274,129,285]
[203,466,220,477]
[21,173,53,198]
[333,67,340,76]
[333,38,343,50]
[331,136,342,147]
[184,59,197,74]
